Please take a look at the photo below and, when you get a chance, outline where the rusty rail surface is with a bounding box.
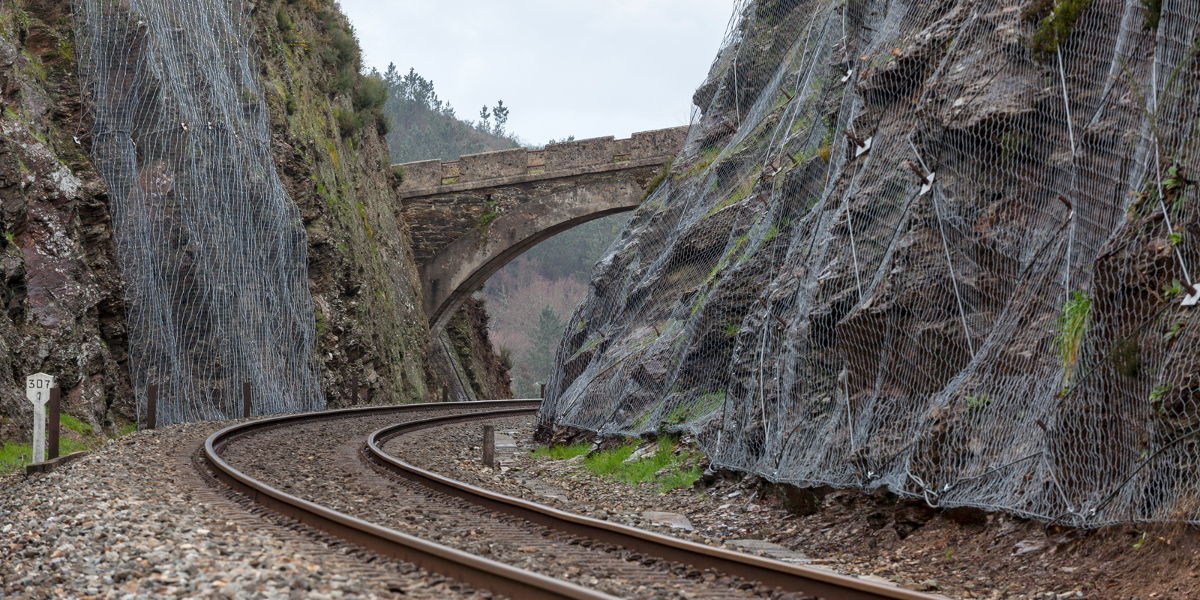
[367,410,950,600]
[203,400,618,600]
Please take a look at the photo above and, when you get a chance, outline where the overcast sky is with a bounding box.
[337,1,734,146]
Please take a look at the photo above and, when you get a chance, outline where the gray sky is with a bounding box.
[337,1,734,145]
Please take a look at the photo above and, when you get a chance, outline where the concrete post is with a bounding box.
[482,425,495,468]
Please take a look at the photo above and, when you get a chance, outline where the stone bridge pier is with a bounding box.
[397,126,687,330]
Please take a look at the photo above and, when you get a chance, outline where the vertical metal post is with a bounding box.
[482,425,495,468]
[540,383,545,399]
[146,384,157,430]
[47,387,60,460]
[242,381,252,418]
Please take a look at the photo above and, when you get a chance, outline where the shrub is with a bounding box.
[335,107,363,138]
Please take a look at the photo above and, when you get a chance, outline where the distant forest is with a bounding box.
[378,64,520,162]
[377,65,627,396]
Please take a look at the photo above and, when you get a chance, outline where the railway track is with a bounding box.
[203,400,946,600]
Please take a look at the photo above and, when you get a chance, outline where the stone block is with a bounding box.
[545,136,614,171]
[527,149,546,169]
[397,159,443,192]
[630,126,689,160]
[459,148,529,182]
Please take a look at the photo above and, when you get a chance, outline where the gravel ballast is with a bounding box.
[218,409,784,600]
[0,420,485,599]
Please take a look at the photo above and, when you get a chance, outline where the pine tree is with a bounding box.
[491,100,509,136]
[520,305,564,396]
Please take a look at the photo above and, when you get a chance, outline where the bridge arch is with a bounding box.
[397,127,686,330]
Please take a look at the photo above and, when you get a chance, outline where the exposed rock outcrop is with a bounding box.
[542,0,1200,526]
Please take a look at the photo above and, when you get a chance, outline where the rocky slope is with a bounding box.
[0,0,130,441]
[0,0,509,446]
[541,0,1200,526]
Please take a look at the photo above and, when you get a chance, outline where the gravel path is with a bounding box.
[218,408,793,599]
[385,416,1200,600]
[0,420,486,599]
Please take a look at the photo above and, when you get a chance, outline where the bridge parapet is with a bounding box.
[396,126,687,199]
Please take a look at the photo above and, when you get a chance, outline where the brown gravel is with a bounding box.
[386,415,1200,600]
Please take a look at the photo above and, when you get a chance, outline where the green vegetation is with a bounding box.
[664,391,726,424]
[1163,164,1194,215]
[581,440,638,474]
[530,442,591,460]
[59,414,93,436]
[965,393,990,412]
[476,200,499,232]
[1141,0,1162,29]
[580,437,703,492]
[1,441,32,474]
[377,65,519,163]
[656,465,703,492]
[1055,290,1092,384]
[1026,0,1095,59]
[1164,278,1184,299]
[1149,384,1172,413]
[706,169,761,217]
[641,159,673,201]
[1164,321,1184,340]
[677,146,722,181]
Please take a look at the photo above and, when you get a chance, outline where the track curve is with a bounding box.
[204,401,947,600]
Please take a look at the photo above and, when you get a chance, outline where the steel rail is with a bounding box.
[367,410,950,600]
[203,400,618,600]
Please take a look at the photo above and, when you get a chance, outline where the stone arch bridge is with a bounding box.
[397,127,687,330]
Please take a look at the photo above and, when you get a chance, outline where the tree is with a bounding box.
[491,100,509,136]
[478,105,491,132]
[520,305,564,395]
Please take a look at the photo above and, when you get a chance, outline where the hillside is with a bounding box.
[0,0,509,453]
[540,0,1200,527]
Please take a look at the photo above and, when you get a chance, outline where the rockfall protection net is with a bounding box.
[74,0,324,425]
[541,0,1200,526]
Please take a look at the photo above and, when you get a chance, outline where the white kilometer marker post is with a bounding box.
[26,373,55,464]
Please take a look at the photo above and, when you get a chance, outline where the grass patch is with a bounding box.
[1,441,32,474]
[583,441,638,475]
[582,436,704,492]
[658,465,702,492]
[1055,290,1092,386]
[530,442,591,460]
[60,414,93,436]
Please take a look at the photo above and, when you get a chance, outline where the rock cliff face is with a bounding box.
[0,0,130,440]
[541,0,1200,526]
[0,0,508,441]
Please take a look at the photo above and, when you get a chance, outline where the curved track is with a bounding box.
[204,401,946,600]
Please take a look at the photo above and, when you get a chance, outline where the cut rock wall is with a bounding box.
[541,0,1200,526]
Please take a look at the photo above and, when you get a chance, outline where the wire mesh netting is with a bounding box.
[541,0,1200,526]
[74,0,324,425]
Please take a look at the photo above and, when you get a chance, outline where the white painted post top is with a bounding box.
[26,373,55,405]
